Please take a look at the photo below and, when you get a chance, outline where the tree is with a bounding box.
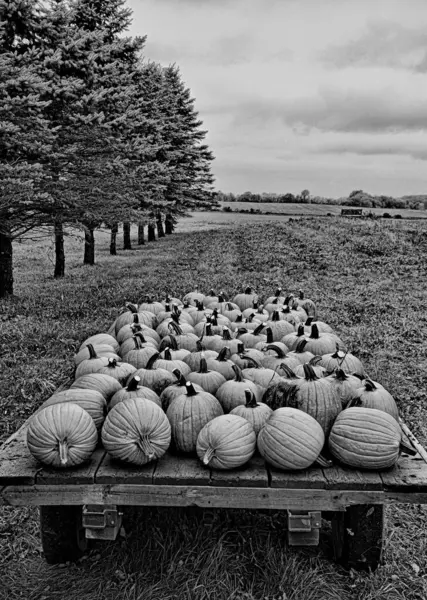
[300,189,310,203]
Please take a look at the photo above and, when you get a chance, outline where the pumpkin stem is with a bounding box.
[132,313,141,324]
[107,358,118,369]
[274,287,282,297]
[134,332,147,346]
[277,363,298,379]
[253,323,264,336]
[58,440,68,466]
[246,313,255,323]
[305,317,314,326]
[86,344,98,360]
[257,305,265,314]
[303,363,319,381]
[232,364,244,381]
[294,339,308,353]
[265,344,286,358]
[309,355,323,366]
[126,302,138,314]
[172,369,186,386]
[334,368,348,381]
[168,321,182,336]
[198,356,209,374]
[315,453,333,468]
[271,310,281,322]
[164,303,171,313]
[309,324,320,339]
[204,323,214,337]
[265,327,274,344]
[146,352,160,370]
[203,447,216,466]
[185,381,198,397]
[164,347,173,361]
[298,290,304,300]
[364,379,378,392]
[281,305,291,314]
[137,436,155,460]
[243,356,261,368]
[244,388,259,408]
[244,286,252,294]
[127,375,141,391]
[222,327,232,341]
[236,341,245,354]
[217,346,230,362]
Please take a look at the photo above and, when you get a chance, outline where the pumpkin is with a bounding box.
[160,369,204,412]
[258,407,324,470]
[281,363,342,434]
[114,303,155,335]
[109,375,161,410]
[120,331,158,357]
[350,379,399,420]
[166,382,224,453]
[293,357,327,378]
[187,355,227,395]
[303,317,333,334]
[156,314,195,338]
[27,403,98,468]
[235,324,266,349]
[122,335,159,369]
[328,407,401,470]
[182,286,205,306]
[326,369,364,408]
[102,398,171,465]
[79,333,120,354]
[152,348,192,377]
[255,328,287,352]
[161,293,183,308]
[319,347,365,377]
[205,347,236,380]
[182,341,218,372]
[281,325,306,351]
[242,302,269,323]
[233,287,258,311]
[216,364,262,412]
[159,322,198,352]
[117,322,160,346]
[286,339,315,365]
[293,290,317,318]
[202,288,220,308]
[259,345,299,371]
[261,364,302,410]
[230,343,265,370]
[96,358,136,386]
[302,324,345,355]
[196,414,256,469]
[133,353,176,395]
[74,347,113,379]
[242,364,282,389]
[39,388,107,430]
[217,301,242,322]
[230,389,273,436]
[70,373,122,402]
[138,295,164,315]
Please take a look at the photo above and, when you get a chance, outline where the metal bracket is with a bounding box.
[287,510,322,546]
[82,504,123,540]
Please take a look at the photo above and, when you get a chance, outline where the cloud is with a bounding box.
[322,21,427,72]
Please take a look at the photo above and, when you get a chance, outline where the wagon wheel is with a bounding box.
[39,505,88,564]
[331,504,384,571]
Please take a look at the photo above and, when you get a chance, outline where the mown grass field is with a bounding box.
[219,201,427,219]
[1,215,427,600]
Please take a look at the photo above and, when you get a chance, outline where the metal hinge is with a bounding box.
[287,510,322,546]
[82,504,123,540]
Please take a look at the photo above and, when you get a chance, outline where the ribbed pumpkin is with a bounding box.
[133,353,176,395]
[350,379,399,420]
[27,403,98,468]
[182,341,218,372]
[293,290,317,318]
[159,322,198,352]
[160,369,205,412]
[328,407,401,470]
[196,414,256,469]
[117,322,160,346]
[187,355,227,395]
[319,348,365,377]
[326,369,364,408]
[114,303,155,335]
[233,287,258,311]
[96,358,136,386]
[102,398,171,465]
[70,373,122,402]
[152,348,192,377]
[216,365,262,412]
[75,347,112,379]
[261,364,302,411]
[138,295,164,315]
[166,382,224,453]
[122,336,159,369]
[257,407,325,471]
[109,375,161,410]
[79,333,120,354]
[206,347,236,380]
[302,324,345,355]
[283,363,342,434]
[39,389,107,431]
[230,389,273,436]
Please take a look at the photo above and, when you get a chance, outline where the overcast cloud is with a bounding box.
[127,0,427,197]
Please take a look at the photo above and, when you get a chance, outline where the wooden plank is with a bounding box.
[269,464,327,490]
[322,464,383,490]
[95,452,156,484]
[0,424,39,486]
[210,453,269,488]
[380,456,427,491]
[0,483,387,510]
[153,452,211,486]
[35,449,106,486]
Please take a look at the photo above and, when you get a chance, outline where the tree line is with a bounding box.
[0,0,216,297]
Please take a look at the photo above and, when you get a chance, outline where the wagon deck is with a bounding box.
[2,421,427,510]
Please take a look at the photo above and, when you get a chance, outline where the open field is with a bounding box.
[1,217,427,599]
[219,201,427,219]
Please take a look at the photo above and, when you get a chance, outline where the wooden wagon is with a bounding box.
[2,417,427,572]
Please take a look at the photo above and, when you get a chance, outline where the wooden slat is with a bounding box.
[0,483,387,510]
[269,464,327,489]
[95,452,156,484]
[210,454,269,488]
[0,424,39,486]
[322,464,383,490]
[380,456,427,491]
[35,449,106,486]
[153,452,211,486]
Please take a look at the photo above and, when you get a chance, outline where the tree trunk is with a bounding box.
[165,213,174,235]
[137,222,145,245]
[0,228,13,297]
[123,222,132,250]
[148,223,156,242]
[110,223,118,255]
[54,219,65,278]
[83,226,95,265]
[156,213,165,238]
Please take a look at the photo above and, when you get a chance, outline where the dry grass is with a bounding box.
[1,216,427,600]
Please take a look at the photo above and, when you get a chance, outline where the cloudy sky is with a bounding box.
[127,0,427,198]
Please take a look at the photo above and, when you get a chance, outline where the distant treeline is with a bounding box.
[216,190,427,210]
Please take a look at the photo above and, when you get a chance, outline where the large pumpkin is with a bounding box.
[39,388,107,430]
[351,379,399,420]
[166,382,224,453]
[196,414,256,470]
[70,373,122,402]
[230,389,273,436]
[257,407,325,470]
[102,398,171,465]
[27,403,98,468]
[109,375,161,410]
[328,407,401,470]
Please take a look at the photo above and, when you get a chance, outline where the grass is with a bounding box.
[1,215,427,599]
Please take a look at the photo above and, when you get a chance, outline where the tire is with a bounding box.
[331,504,384,571]
[39,505,88,564]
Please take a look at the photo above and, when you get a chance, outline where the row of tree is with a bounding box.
[0,0,216,297]
[217,190,425,210]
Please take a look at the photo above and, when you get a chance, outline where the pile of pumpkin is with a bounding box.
[26,287,405,472]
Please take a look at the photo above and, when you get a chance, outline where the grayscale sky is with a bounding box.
[127,0,427,198]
